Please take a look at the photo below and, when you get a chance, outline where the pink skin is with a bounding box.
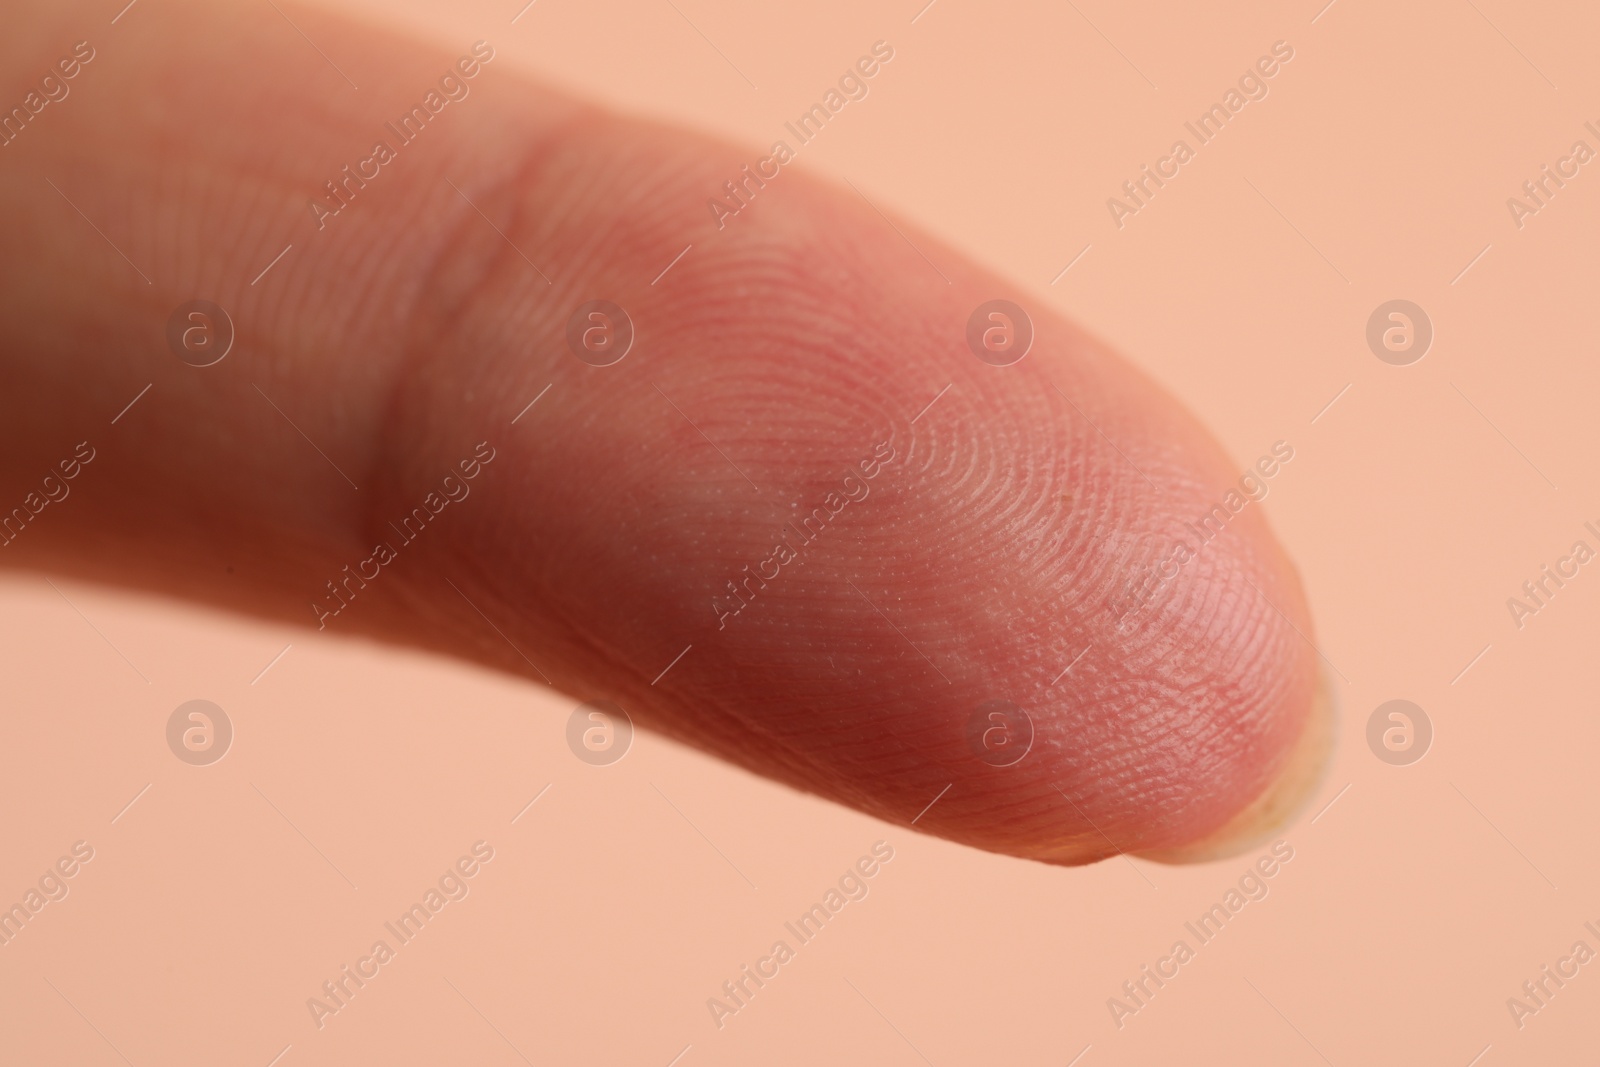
[0,0,1320,864]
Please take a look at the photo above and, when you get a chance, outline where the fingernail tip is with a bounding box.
[1133,664,1338,865]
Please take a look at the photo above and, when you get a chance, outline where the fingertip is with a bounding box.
[1132,666,1337,865]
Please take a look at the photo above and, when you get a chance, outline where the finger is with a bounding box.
[0,0,1332,865]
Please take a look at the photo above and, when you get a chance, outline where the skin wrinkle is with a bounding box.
[373,141,906,796]
[369,106,590,487]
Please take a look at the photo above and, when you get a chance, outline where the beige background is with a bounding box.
[4,0,1598,1063]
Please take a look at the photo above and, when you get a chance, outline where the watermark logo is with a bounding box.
[1108,840,1294,1029]
[1507,123,1600,230]
[713,439,895,630]
[1507,924,1600,1030]
[1108,441,1295,629]
[1365,300,1432,366]
[1366,699,1430,766]
[1506,524,1600,629]
[1106,40,1295,229]
[166,700,233,766]
[0,441,95,550]
[565,300,634,367]
[707,41,895,230]
[309,42,496,231]
[0,841,95,949]
[166,300,234,367]
[306,841,495,1029]
[965,700,1033,766]
[966,300,1033,366]
[314,442,497,629]
[0,40,96,149]
[567,701,633,765]
[706,841,894,1030]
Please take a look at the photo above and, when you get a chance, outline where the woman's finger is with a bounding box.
[0,0,1331,865]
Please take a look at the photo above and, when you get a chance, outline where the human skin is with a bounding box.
[0,0,1329,865]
